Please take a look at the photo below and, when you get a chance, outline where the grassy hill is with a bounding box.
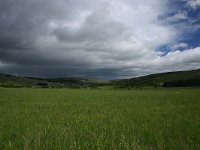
[1,69,200,88]
[112,69,200,88]
[0,74,42,88]
[0,74,109,88]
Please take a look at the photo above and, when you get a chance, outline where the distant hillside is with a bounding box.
[1,69,200,88]
[0,74,51,88]
[112,69,200,88]
[0,74,109,88]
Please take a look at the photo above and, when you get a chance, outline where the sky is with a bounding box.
[0,0,200,79]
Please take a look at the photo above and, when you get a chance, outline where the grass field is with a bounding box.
[0,88,200,149]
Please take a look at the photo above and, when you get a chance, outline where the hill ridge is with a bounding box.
[0,68,200,88]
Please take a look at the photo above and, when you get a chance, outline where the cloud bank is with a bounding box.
[0,0,200,78]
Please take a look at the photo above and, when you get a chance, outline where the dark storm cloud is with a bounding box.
[53,11,126,43]
[0,0,200,78]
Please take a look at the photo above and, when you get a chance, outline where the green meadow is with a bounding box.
[0,88,200,149]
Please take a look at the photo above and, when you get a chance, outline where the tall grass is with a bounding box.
[0,88,199,149]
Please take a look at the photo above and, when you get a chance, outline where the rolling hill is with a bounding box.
[0,69,200,88]
[112,69,200,88]
[0,74,109,88]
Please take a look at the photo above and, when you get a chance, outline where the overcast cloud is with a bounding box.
[0,0,200,79]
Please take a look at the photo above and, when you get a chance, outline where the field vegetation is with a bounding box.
[0,88,199,149]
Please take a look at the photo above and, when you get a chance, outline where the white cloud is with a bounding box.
[125,47,200,76]
[170,43,189,51]
[166,11,188,22]
[0,0,200,78]
[186,0,200,9]
[47,0,178,66]
[154,47,200,69]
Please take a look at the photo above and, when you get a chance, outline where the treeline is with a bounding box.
[163,78,200,87]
